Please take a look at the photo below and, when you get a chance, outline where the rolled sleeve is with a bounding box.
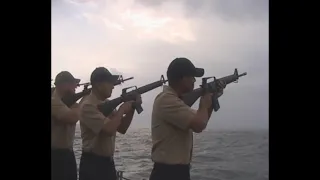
[51,96,70,120]
[80,103,111,134]
[158,94,196,130]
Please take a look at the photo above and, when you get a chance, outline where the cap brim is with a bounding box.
[194,68,204,77]
[110,75,120,84]
[74,78,81,84]
[55,78,81,85]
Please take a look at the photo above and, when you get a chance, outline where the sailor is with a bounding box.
[149,58,226,180]
[51,71,81,180]
[79,67,141,180]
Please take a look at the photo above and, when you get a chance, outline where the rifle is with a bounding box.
[97,75,168,117]
[51,76,134,94]
[181,68,247,112]
[76,76,134,90]
[52,75,134,107]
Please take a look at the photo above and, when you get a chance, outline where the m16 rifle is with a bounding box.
[181,68,247,111]
[52,75,134,107]
[97,75,168,117]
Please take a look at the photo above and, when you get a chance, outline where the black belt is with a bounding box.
[51,148,74,153]
[150,162,191,180]
[154,162,190,169]
[81,151,114,162]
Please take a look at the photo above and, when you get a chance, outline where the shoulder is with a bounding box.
[81,94,99,107]
[81,101,97,112]
[153,91,189,115]
[154,91,180,105]
[51,95,65,107]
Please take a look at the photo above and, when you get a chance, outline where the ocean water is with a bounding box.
[73,126,269,180]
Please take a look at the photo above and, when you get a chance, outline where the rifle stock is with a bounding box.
[97,75,167,117]
[52,75,134,107]
[181,68,247,111]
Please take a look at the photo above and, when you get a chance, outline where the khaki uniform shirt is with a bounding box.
[51,90,76,150]
[151,85,196,165]
[79,93,116,157]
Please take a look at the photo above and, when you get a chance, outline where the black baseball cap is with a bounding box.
[54,71,81,85]
[167,57,204,80]
[90,67,120,85]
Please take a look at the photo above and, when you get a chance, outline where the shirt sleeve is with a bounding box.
[51,96,71,120]
[157,94,197,130]
[80,103,111,134]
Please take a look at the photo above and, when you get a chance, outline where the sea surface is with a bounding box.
[73,125,269,180]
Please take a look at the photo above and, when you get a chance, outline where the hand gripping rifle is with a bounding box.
[55,76,134,107]
[181,68,247,112]
[97,75,168,117]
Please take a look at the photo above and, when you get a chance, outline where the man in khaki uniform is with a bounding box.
[51,71,81,180]
[149,58,225,180]
[79,67,141,180]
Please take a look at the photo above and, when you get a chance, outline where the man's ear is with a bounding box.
[180,77,187,83]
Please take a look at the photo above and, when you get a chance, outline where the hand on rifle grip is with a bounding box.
[119,101,134,114]
[199,93,213,109]
[216,80,226,98]
[135,94,142,104]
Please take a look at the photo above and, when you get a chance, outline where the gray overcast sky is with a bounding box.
[52,0,269,130]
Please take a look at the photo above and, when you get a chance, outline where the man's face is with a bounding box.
[181,76,196,93]
[59,82,78,96]
[96,81,114,99]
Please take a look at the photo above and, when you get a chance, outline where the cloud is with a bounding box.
[52,0,269,129]
[136,0,269,22]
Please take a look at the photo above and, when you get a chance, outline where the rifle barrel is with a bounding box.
[78,82,90,86]
[136,80,165,94]
[114,76,134,85]
[123,77,134,81]
[219,71,247,85]
[239,72,247,77]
